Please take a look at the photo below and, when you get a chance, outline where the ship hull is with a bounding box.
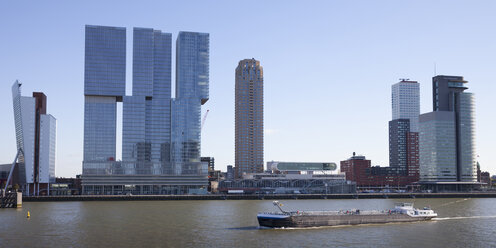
[257,214,434,228]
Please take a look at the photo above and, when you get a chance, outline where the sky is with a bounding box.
[0,1,495,177]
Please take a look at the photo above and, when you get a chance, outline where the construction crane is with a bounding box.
[201,109,210,131]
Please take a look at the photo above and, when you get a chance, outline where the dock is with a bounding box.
[0,192,23,208]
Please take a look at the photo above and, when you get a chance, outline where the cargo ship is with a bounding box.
[257,201,437,228]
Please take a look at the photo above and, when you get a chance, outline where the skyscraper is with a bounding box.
[419,75,477,190]
[391,80,420,132]
[235,59,264,178]
[82,25,209,194]
[389,80,420,180]
[122,28,172,174]
[83,25,126,163]
[12,81,56,195]
[388,119,410,174]
[172,31,209,175]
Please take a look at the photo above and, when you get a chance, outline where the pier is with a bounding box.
[0,192,23,208]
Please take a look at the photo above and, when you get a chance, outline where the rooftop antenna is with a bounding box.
[434,62,437,76]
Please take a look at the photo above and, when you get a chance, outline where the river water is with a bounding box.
[1,198,495,247]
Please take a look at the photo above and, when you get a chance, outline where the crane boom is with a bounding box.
[201,109,210,131]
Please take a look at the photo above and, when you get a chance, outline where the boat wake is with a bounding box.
[434,198,470,208]
[432,215,496,221]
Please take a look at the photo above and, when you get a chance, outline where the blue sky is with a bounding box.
[1,0,495,177]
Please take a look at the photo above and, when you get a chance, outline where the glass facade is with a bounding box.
[172,32,209,175]
[84,96,117,162]
[458,93,476,181]
[419,76,477,184]
[83,25,125,165]
[12,81,35,184]
[122,28,173,175]
[82,26,209,194]
[122,96,146,163]
[419,111,457,181]
[84,25,126,96]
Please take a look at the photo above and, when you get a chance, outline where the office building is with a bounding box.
[419,75,478,191]
[388,119,410,174]
[235,58,264,178]
[391,80,420,132]
[84,25,125,163]
[122,27,172,173]
[388,80,420,183]
[82,25,209,195]
[11,81,56,195]
[172,31,209,175]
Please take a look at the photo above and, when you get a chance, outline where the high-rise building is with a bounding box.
[11,81,56,195]
[235,59,264,178]
[389,80,420,182]
[419,75,477,191]
[392,80,420,132]
[419,111,457,181]
[388,119,410,174]
[83,25,126,164]
[82,25,209,194]
[122,28,172,174]
[172,31,209,175]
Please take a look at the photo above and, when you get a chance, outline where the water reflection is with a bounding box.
[0,198,495,247]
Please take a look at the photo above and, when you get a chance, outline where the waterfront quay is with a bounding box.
[22,192,496,202]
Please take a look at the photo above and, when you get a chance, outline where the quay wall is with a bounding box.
[23,192,496,202]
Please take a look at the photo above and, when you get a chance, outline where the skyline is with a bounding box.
[1,1,496,177]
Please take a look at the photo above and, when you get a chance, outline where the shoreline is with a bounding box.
[22,192,496,202]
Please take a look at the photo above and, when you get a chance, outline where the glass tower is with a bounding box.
[82,26,209,194]
[235,59,264,177]
[419,76,477,182]
[172,31,209,175]
[83,25,126,163]
[122,28,172,174]
[419,111,457,181]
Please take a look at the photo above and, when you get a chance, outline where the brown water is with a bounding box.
[1,198,495,247]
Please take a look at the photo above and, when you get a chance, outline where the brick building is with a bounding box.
[340,153,418,189]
